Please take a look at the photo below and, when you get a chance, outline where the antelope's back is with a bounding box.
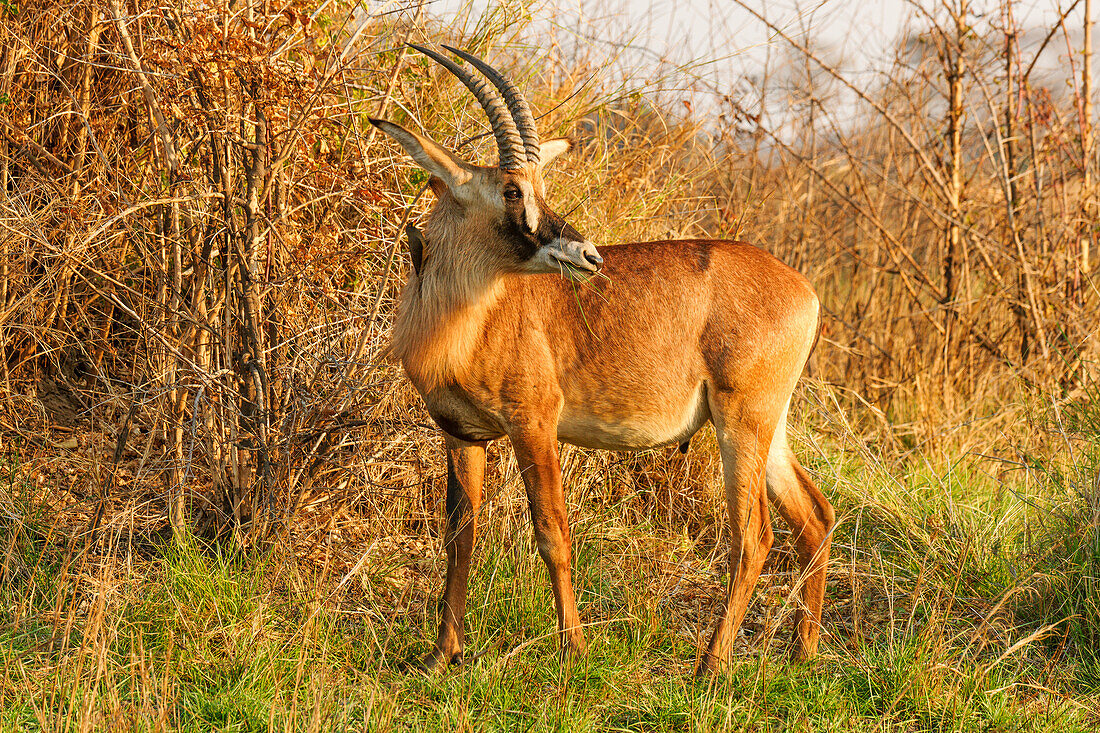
[544,238,818,365]
[515,239,820,449]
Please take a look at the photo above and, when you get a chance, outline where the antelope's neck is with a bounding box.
[391,260,503,393]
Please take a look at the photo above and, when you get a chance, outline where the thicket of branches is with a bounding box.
[1,0,1097,540]
[707,0,1099,417]
[2,0,412,541]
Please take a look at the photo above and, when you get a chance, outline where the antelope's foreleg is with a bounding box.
[511,429,586,659]
[422,434,486,670]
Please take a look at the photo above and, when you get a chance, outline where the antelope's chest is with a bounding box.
[420,383,507,443]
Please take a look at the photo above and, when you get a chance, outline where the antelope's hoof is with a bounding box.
[695,652,729,678]
[558,638,588,667]
[410,648,461,674]
[788,641,818,663]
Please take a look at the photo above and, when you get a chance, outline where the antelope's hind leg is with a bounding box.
[419,435,486,671]
[698,395,776,675]
[765,412,834,660]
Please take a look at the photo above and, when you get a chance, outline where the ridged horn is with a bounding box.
[442,45,541,165]
[408,43,526,171]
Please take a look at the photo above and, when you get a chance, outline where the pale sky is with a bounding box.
[369,0,1093,126]
[416,0,1084,77]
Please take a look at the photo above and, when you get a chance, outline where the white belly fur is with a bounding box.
[556,382,710,451]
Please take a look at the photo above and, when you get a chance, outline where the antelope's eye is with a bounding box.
[503,187,522,202]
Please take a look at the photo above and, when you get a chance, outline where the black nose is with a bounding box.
[584,251,603,267]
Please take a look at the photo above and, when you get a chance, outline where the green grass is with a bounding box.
[2,394,1100,731]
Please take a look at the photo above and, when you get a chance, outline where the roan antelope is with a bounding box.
[370,44,834,674]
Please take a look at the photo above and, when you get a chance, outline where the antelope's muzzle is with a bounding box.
[547,238,603,274]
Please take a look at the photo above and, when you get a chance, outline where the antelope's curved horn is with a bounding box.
[407,43,526,171]
[442,45,541,165]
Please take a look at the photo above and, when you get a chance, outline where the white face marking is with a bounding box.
[519,180,539,233]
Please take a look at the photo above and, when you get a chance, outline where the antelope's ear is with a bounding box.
[370,119,472,190]
[539,138,572,168]
[405,224,425,276]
